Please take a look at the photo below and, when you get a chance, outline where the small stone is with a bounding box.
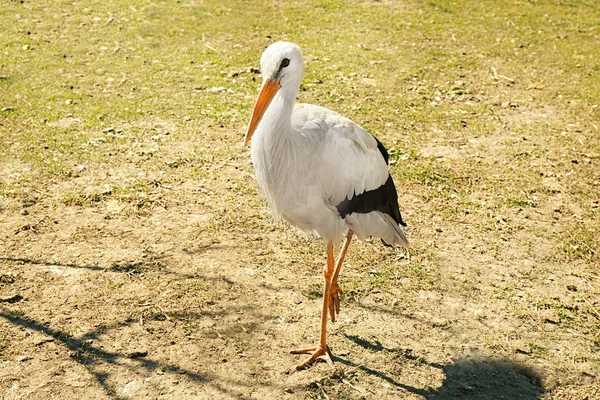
[460,383,474,392]
[34,338,55,346]
[0,294,23,303]
[119,380,141,395]
[16,355,31,362]
[431,318,448,328]
[128,351,148,359]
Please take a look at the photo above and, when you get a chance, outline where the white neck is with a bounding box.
[250,84,300,210]
[253,83,298,147]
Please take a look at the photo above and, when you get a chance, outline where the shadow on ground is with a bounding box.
[342,334,542,399]
[0,309,275,399]
[0,256,227,281]
[1,256,544,399]
[426,356,542,400]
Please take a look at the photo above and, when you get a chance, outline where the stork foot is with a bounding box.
[328,281,343,322]
[291,345,334,370]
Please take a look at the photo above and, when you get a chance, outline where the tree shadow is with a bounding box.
[334,334,442,397]
[0,310,270,399]
[0,256,105,271]
[1,255,298,292]
[353,302,423,322]
[333,356,433,397]
[343,333,444,368]
[0,256,226,281]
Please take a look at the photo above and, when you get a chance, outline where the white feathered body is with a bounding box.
[250,97,407,247]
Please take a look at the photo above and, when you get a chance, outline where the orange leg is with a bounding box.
[328,231,353,322]
[291,242,335,370]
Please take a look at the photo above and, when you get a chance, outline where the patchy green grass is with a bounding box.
[1,0,599,399]
[561,223,599,262]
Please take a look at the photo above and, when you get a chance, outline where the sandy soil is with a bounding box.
[1,117,598,399]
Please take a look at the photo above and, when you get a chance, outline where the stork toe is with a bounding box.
[291,345,334,370]
[328,282,343,322]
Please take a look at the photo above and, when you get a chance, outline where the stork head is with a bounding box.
[244,42,305,146]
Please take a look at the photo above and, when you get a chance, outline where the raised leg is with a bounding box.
[291,241,335,370]
[328,231,354,322]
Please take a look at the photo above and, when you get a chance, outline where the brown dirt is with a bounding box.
[1,1,600,395]
[1,117,598,399]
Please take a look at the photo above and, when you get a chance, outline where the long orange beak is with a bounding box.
[244,78,281,147]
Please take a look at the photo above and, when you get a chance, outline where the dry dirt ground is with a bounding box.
[1,121,598,399]
[1,0,600,399]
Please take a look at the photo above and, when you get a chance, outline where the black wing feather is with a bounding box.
[335,136,406,227]
[374,136,390,165]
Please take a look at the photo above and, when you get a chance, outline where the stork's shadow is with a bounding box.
[426,356,542,399]
[340,335,542,399]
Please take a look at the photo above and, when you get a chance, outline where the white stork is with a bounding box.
[244,42,408,370]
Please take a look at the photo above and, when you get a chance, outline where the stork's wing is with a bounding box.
[292,103,392,211]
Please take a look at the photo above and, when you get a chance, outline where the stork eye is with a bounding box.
[281,58,290,68]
